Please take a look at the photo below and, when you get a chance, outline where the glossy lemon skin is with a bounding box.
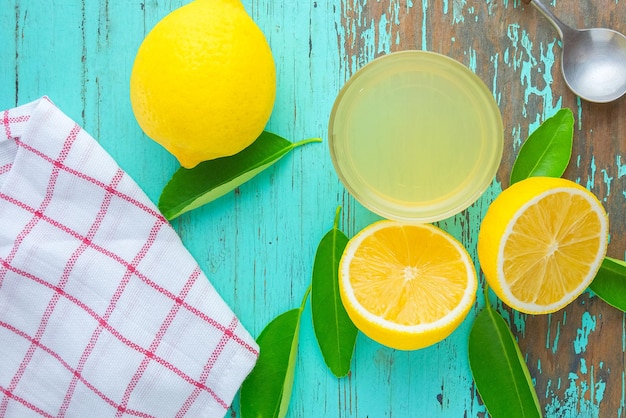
[130,0,276,168]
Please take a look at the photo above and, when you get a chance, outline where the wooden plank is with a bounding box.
[1,0,625,416]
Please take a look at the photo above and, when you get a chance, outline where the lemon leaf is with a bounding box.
[240,288,310,418]
[239,310,300,418]
[158,132,321,220]
[469,288,542,418]
[589,257,626,312]
[311,206,357,377]
[510,108,574,185]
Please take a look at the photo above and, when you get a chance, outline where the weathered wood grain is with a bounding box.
[336,1,626,416]
[1,0,625,417]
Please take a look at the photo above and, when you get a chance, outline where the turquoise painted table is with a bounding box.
[2,0,626,416]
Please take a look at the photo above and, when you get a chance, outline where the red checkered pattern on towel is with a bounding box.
[0,98,259,417]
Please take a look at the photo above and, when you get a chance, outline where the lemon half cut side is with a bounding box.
[478,177,609,315]
[339,221,478,351]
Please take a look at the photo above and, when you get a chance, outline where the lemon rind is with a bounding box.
[495,186,609,314]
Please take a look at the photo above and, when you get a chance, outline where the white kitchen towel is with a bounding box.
[0,97,258,417]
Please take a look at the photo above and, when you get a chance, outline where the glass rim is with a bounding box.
[328,50,504,223]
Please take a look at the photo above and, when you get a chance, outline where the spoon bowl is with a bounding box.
[524,0,626,103]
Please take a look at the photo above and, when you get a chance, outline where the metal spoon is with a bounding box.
[522,0,626,103]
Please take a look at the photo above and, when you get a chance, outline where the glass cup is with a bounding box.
[328,50,504,223]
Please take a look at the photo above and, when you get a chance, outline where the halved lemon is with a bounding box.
[478,177,609,314]
[338,220,477,350]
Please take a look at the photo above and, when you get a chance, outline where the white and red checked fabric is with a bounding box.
[0,97,259,417]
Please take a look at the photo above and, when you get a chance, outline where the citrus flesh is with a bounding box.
[130,0,276,168]
[339,220,477,350]
[478,177,608,314]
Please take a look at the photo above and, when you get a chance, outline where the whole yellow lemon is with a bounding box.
[130,0,276,168]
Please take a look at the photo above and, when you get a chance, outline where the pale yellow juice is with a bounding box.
[329,51,503,222]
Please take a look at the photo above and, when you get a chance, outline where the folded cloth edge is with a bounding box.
[0,96,259,417]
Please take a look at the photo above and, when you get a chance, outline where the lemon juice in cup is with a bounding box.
[329,51,503,223]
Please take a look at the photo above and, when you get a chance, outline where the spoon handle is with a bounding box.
[522,0,575,39]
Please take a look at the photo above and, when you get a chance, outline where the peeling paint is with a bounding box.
[421,0,428,49]
[546,313,562,354]
[491,53,501,104]
[617,155,626,178]
[576,101,584,131]
[504,23,563,120]
[574,312,597,355]
[452,0,467,24]
[617,371,626,417]
[587,156,597,190]
[391,1,400,25]
[601,169,613,201]
[377,13,390,53]
[545,369,605,418]
[467,47,476,72]
[512,123,523,150]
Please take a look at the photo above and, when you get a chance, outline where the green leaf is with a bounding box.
[510,108,574,185]
[240,288,310,418]
[311,206,357,377]
[158,132,321,220]
[469,287,542,418]
[589,257,626,312]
